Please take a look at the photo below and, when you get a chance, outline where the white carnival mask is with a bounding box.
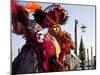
[36,31,44,43]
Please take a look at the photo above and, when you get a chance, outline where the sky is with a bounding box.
[12,1,96,61]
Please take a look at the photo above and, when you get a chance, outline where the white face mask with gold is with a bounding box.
[36,31,44,43]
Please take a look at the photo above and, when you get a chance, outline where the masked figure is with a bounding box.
[49,24,75,70]
[11,1,44,74]
[35,30,61,72]
[34,4,75,71]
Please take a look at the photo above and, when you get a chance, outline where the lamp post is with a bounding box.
[79,24,87,70]
[91,46,93,69]
[80,24,87,33]
[87,48,89,70]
